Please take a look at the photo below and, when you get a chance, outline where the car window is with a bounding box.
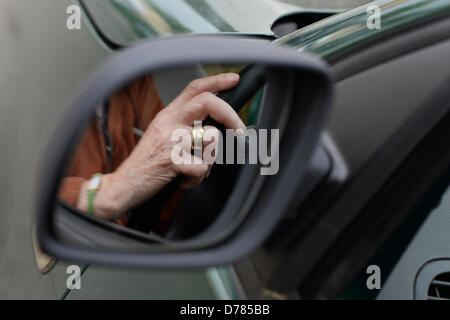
[80,0,370,47]
[80,0,303,46]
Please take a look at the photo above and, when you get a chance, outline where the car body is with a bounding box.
[2,0,450,299]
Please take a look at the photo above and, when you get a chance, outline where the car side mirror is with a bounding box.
[35,36,332,268]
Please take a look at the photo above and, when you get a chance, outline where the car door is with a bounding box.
[230,3,450,299]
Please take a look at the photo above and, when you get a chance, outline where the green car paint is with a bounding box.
[80,0,450,63]
[278,0,450,61]
[79,0,338,46]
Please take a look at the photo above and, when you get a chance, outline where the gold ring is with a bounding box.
[192,125,204,151]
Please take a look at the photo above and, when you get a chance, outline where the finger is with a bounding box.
[171,73,240,108]
[176,156,209,190]
[179,125,219,149]
[205,163,213,179]
[178,175,204,190]
[182,92,246,131]
[202,126,220,165]
[176,156,208,176]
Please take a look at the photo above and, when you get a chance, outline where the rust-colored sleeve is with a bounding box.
[57,74,180,229]
[131,74,165,130]
[106,74,165,170]
[58,177,86,207]
[58,119,108,206]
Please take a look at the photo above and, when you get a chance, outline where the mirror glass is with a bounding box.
[52,62,284,248]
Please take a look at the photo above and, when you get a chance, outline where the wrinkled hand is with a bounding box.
[80,73,246,220]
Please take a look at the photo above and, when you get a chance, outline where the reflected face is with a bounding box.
[57,64,264,239]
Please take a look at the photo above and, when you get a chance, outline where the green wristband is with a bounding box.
[87,190,96,216]
[87,173,102,216]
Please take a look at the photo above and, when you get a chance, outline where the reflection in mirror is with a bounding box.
[55,63,267,243]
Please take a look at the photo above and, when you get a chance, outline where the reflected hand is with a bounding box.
[78,73,246,220]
